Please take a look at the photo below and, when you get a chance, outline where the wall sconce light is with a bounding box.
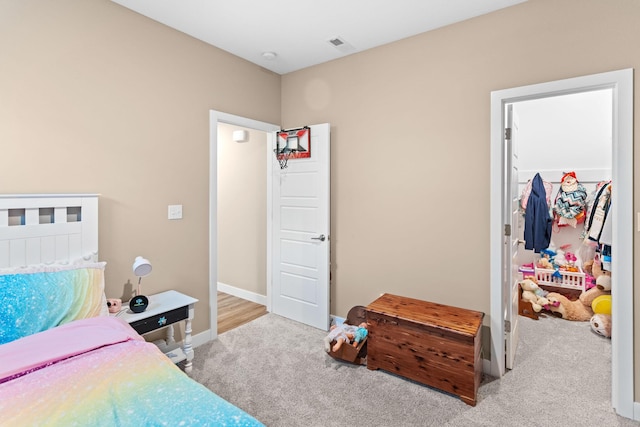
[131,256,152,313]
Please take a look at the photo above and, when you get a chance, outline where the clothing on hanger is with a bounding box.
[524,173,552,253]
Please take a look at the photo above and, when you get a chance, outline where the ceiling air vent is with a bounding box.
[327,36,355,54]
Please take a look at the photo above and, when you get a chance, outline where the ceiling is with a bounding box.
[110,0,526,75]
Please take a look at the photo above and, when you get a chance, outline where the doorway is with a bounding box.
[208,111,280,341]
[217,122,269,304]
[209,112,332,338]
[489,69,634,419]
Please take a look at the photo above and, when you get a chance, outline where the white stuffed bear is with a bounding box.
[519,278,548,312]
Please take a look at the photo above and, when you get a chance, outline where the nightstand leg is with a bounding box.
[166,324,175,346]
[183,317,194,374]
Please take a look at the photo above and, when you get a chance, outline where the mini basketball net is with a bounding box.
[274,147,295,169]
[274,126,310,169]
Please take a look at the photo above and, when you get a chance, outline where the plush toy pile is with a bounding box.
[520,256,612,338]
[535,245,585,283]
[520,176,614,339]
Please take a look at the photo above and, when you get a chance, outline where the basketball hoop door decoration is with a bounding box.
[274,126,310,169]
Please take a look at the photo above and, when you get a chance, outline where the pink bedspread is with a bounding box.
[0,317,263,426]
[0,316,143,383]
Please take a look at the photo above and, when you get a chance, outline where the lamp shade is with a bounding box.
[132,256,152,277]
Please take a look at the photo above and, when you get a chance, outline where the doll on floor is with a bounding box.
[323,322,368,353]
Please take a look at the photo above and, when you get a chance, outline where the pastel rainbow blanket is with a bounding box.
[0,317,263,426]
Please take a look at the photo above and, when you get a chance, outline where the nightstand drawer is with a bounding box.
[129,305,189,335]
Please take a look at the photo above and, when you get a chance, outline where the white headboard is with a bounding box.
[0,194,99,268]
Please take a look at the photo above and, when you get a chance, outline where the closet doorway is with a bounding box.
[512,91,612,273]
[489,68,634,419]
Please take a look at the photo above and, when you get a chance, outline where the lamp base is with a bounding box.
[130,295,149,313]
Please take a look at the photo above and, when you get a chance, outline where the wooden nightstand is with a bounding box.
[116,290,199,374]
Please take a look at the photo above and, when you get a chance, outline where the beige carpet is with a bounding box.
[189,313,637,427]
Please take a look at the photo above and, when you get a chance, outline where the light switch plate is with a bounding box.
[168,204,183,220]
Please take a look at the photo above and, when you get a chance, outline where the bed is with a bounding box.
[0,194,263,426]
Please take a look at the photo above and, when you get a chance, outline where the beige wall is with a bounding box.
[218,124,266,296]
[281,0,639,397]
[0,0,280,335]
[2,0,640,403]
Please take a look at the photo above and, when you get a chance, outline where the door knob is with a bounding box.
[311,234,326,242]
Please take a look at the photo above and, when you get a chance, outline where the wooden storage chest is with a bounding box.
[366,293,484,406]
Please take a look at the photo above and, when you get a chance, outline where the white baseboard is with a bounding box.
[191,329,212,349]
[217,282,267,306]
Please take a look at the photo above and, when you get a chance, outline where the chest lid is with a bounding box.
[366,293,484,338]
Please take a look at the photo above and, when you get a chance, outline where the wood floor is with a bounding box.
[217,291,268,334]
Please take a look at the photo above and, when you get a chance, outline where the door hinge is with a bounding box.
[505,127,512,140]
[504,224,511,236]
[505,320,511,333]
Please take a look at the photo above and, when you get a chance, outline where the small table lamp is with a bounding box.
[131,256,152,313]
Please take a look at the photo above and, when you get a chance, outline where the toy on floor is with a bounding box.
[591,294,612,315]
[579,286,609,308]
[519,278,549,313]
[587,291,612,338]
[545,292,592,321]
[352,324,368,347]
[546,287,609,322]
[325,305,368,365]
[324,322,364,353]
[590,313,612,338]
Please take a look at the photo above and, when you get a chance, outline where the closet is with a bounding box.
[514,89,613,316]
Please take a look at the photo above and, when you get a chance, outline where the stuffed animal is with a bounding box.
[590,313,612,338]
[592,256,612,291]
[519,278,548,312]
[578,286,609,308]
[553,172,587,228]
[537,257,554,270]
[582,258,594,276]
[538,248,556,269]
[545,292,593,321]
[580,259,598,290]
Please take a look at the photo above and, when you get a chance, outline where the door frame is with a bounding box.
[489,68,634,418]
[208,110,280,341]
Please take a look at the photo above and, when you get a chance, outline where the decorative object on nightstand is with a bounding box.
[118,290,199,374]
[131,256,152,313]
[106,298,122,314]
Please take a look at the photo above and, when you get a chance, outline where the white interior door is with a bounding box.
[504,105,520,369]
[270,123,330,331]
